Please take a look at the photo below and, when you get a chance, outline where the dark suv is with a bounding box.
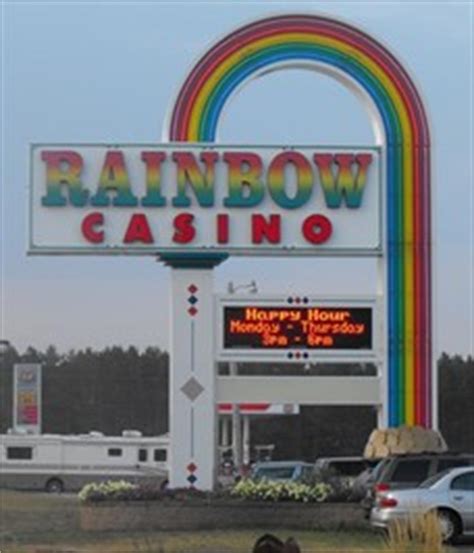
[362,453,474,514]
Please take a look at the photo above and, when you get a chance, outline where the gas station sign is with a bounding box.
[13,364,42,434]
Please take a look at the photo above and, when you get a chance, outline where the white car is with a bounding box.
[370,466,474,543]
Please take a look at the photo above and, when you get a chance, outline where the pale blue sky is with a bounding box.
[1,1,472,356]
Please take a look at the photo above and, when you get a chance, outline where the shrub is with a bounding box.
[308,468,355,502]
[79,481,213,503]
[78,480,138,502]
[231,478,332,503]
[79,479,333,504]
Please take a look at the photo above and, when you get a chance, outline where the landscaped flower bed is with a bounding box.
[78,478,368,532]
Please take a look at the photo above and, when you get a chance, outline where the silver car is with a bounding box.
[370,466,474,542]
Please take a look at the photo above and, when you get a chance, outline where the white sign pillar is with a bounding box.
[166,255,226,490]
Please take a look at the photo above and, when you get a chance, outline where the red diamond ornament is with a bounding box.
[188,284,198,294]
[188,307,198,316]
[187,462,197,473]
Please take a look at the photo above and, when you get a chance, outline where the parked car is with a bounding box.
[362,453,474,515]
[314,456,379,498]
[350,459,385,500]
[370,466,474,543]
[315,456,378,482]
[251,461,314,483]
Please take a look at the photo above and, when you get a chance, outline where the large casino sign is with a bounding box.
[30,145,380,255]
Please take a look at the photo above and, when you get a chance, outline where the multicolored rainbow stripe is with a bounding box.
[168,14,432,427]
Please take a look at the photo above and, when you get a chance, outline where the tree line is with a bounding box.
[0,345,472,458]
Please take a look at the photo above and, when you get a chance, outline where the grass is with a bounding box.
[0,489,75,510]
[3,529,385,553]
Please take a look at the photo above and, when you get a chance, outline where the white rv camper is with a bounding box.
[0,431,169,492]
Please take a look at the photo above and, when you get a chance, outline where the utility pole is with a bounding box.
[230,361,242,473]
[243,414,251,466]
[227,280,257,476]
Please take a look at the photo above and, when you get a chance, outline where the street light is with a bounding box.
[227,280,258,294]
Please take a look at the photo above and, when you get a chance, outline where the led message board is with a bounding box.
[224,306,372,350]
[217,296,377,362]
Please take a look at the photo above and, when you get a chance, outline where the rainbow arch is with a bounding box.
[168,14,432,427]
